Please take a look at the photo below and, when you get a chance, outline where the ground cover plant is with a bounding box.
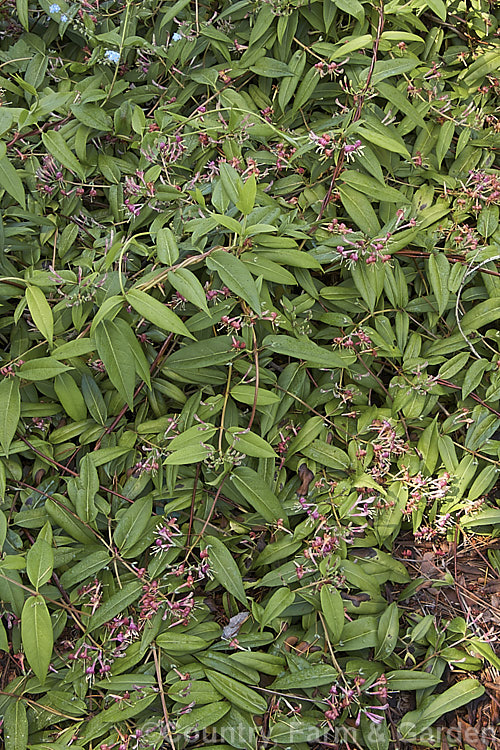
[0,0,499,747]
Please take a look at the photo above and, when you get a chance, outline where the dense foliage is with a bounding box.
[0,0,499,747]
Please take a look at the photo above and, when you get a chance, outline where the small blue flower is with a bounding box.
[104,49,120,64]
[60,13,68,21]
[49,3,61,12]
[171,32,182,42]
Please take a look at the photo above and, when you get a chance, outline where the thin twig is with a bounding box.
[153,646,176,750]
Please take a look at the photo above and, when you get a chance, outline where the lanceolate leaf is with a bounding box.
[87,581,144,632]
[25,285,53,345]
[4,699,28,750]
[95,319,136,408]
[207,249,262,314]
[42,131,85,179]
[75,454,99,524]
[205,669,267,714]
[21,596,53,684]
[126,288,194,338]
[26,536,53,590]
[204,534,248,606]
[230,466,287,524]
[263,335,355,368]
[0,377,20,456]
[0,155,26,208]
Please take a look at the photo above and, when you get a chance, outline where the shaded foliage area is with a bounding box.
[0,0,499,748]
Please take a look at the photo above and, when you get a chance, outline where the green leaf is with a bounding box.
[75,454,99,524]
[81,374,108,425]
[300,440,350,471]
[338,185,381,235]
[341,170,409,204]
[176,701,230,734]
[477,205,499,238]
[376,82,428,131]
[426,0,447,21]
[385,670,441,690]
[207,250,262,314]
[374,602,399,660]
[230,466,286,524]
[335,0,364,21]
[278,50,306,111]
[292,65,320,112]
[59,550,111,589]
[204,534,248,606]
[460,298,500,332]
[356,126,411,158]
[167,336,240,369]
[226,427,277,458]
[26,535,53,590]
[260,587,295,629]
[21,595,53,684]
[427,253,450,317]
[156,632,211,653]
[71,103,113,131]
[167,267,209,313]
[321,585,345,642]
[95,320,136,408]
[462,358,489,400]
[263,334,355,368]
[42,131,85,179]
[114,494,153,552]
[241,252,297,284]
[156,227,179,264]
[0,508,6,551]
[249,58,293,78]
[0,155,26,208]
[0,377,20,456]
[361,714,390,750]
[369,58,419,86]
[126,288,194,339]
[45,496,96,544]
[236,175,256,215]
[54,372,88,421]
[164,444,213,464]
[271,664,337,690]
[25,285,53,345]
[16,0,29,29]
[112,317,151,390]
[168,680,223,705]
[205,670,267,714]
[87,581,143,632]
[339,616,378,650]
[167,423,216,451]
[17,358,71,380]
[230,385,280,406]
[0,616,8,651]
[400,679,484,737]
[329,34,373,58]
[4,699,28,750]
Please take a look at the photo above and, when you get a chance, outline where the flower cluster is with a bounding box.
[314,59,347,78]
[134,446,162,477]
[463,169,500,209]
[151,518,182,553]
[0,360,23,377]
[400,471,452,517]
[333,329,375,356]
[104,49,120,64]
[48,3,68,22]
[323,675,389,728]
[369,419,409,480]
[335,233,394,265]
